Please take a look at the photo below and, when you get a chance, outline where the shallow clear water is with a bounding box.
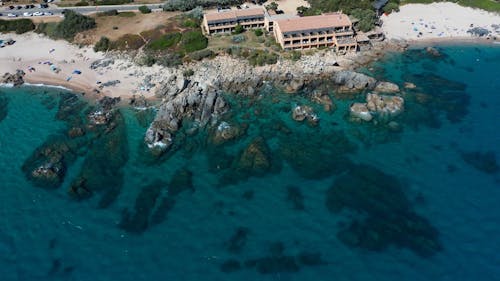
[0,45,499,281]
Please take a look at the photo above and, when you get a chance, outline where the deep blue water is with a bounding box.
[0,45,499,281]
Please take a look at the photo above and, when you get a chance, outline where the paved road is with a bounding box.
[0,3,164,17]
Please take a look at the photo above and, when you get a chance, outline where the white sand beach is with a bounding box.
[381,2,500,41]
[0,33,157,98]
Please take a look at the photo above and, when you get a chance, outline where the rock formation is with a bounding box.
[350,93,404,122]
[2,70,25,86]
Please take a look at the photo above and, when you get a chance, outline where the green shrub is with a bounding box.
[233,24,245,34]
[290,50,301,61]
[0,19,35,34]
[146,32,181,50]
[232,34,246,43]
[99,9,118,16]
[117,12,136,17]
[53,10,96,40]
[94,36,110,52]
[180,31,208,53]
[183,69,195,77]
[140,54,156,67]
[182,19,200,28]
[254,28,263,36]
[188,49,214,61]
[139,5,152,14]
[156,52,183,67]
[75,1,89,6]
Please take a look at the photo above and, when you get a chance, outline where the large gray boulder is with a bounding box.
[332,71,376,93]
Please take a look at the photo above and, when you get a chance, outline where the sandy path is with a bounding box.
[381,3,500,41]
[0,33,153,98]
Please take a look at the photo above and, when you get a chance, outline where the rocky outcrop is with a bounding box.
[2,70,25,86]
[145,79,229,155]
[331,71,376,93]
[311,91,334,112]
[211,121,247,146]
[374,81,400,93]
[350,103,373,121]
[350,93,404,122]
[292,105,319,126]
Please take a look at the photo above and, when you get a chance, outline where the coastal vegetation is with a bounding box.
[304,0,380,31]
[163,0,245,11]
[36,10,96,41]
[0,19,35,34]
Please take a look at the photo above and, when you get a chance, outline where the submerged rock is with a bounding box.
[210,121,246,145]
[425,46,441,57]
[235,137,271,175]
[311,91,334,112]
[22,138,76,189]
[404,82,417,89]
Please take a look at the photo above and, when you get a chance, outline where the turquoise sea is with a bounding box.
[0,45,499,281]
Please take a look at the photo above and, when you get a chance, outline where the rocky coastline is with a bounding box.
[140,40,408,155]
[2,39,410,155]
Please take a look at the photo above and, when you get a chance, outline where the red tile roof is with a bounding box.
[205,8,264,23]
[276,13,352,33]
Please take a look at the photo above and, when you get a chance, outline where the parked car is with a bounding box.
[8,6,15,10]
[44,12,53,16]
[33,11,43,16]
[23,12,33,17]
[7,13,17,17]
[16,6,22,10]
[40,4,49,8]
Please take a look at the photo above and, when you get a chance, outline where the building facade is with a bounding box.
[273,13,358,53]
[202,8,266,35]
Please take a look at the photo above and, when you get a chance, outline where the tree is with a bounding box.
[265,1,278,11]
[233,24,245,34]
[351,8,376,32]
[54,10,96,40]
[296,5,309,15]
[254,28,263,36]
[382,2,400,14]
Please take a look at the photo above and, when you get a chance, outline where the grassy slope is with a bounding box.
[401,0,500,13]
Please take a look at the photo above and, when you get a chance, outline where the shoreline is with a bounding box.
[406,36,500,47]
[2,36,497,101]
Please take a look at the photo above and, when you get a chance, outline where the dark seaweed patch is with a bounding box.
[119,180,167,233]
[0,93,8,123]
[326,164,441,257]
[220,259,242,273]
[461,150,499,174]
[225,227,249,254]
[69,110,129,207]
[286,185,305,210]
[279,130,356,179]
